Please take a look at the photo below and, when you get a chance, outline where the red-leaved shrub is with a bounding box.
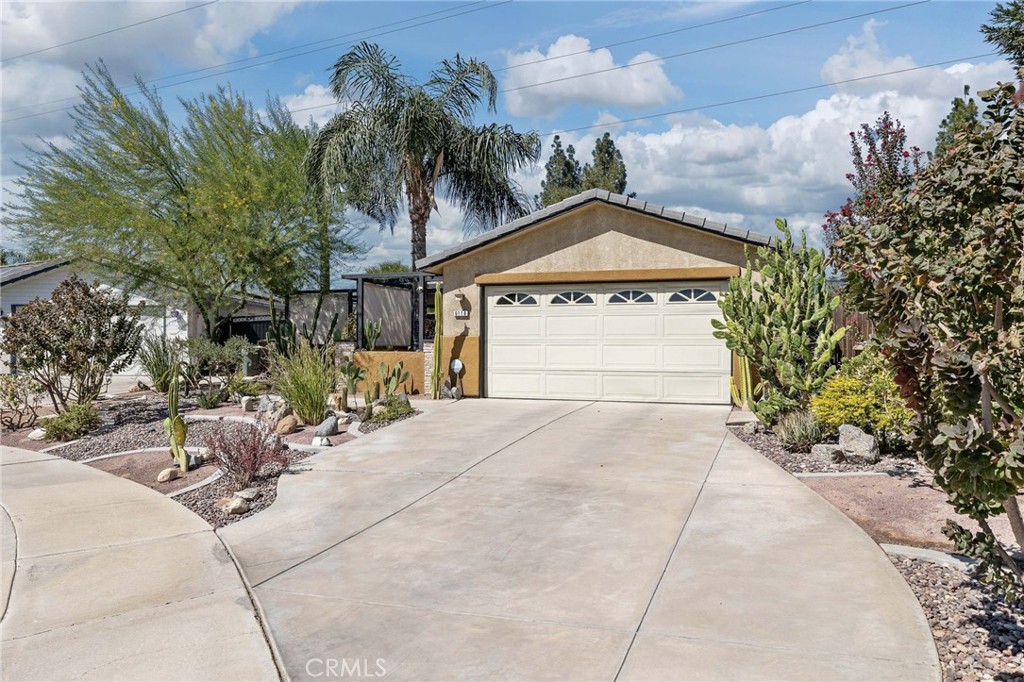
[202,422,288,491]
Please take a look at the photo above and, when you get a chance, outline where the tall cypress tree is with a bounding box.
[537,135,582,207]
[582,132,631,195]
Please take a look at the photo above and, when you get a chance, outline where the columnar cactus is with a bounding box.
[163,363,189,471]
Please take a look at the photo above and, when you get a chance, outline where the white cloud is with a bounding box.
[281,84,343,128]
[502,35,680,118]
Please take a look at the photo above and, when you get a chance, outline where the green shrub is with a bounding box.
[0,375,43,430]
[225,373,261,399]
[44,404,102,441]
[811,346,913,450]
[137,334,179,392]
[773,410,823,452]
[368,396,413,424]
[195,389,224,409]
[267,340,338,424]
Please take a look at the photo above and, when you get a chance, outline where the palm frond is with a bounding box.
[427,54,498,120]
[330,41,409,106]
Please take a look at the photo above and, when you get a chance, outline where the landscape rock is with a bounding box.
[218,497,250,515]
[234,487,262,502]
[810,443,845,463]
[240,396,257,412]
[275,414,300,435]
[270,404,293,426]
[740,421,759,435]
[440,385,453,399]
[373,397,387,407]
[157,467,180,483]
[452,386,463,400]
[838,424,880,464]
[313,415,339,437]
[336,412,352,425]
[396,392,411,407]
[187,452,204,469]
[256,394,275,414]
[26,428,46,441]
[311,436,331,447]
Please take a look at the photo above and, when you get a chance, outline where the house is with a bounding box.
[417,189,772,404]
[0,260,194,375]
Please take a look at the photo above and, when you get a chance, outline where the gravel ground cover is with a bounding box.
[174,447,313,528]
[358,409,421,434]
[729,425,917,475]
[49,418,224,461]
[892,556,1023,681]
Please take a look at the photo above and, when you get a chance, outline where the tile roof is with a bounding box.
[416,189,775,271]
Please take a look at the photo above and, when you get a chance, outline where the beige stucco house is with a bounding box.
[417,189,772,404]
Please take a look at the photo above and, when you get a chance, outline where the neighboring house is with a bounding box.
[417,189,772,405]
[0,259,188,375]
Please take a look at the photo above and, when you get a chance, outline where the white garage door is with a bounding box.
[485,281,731,404]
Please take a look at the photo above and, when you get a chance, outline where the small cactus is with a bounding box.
[162,363,189,472]
[362,390,374,421]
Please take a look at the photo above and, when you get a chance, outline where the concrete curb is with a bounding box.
[167,469,224,498]
[795,471,890,479]
[882,543,975,572]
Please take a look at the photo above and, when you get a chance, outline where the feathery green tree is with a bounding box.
[982,0,1024,69]
[933,86,983,158]
[537,135,582,208]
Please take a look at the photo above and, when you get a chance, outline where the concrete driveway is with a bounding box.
[221,400,939,681]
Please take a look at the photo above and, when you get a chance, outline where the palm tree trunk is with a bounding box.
[410,197,430,267]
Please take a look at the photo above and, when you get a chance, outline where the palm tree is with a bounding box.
[306,42,541,266]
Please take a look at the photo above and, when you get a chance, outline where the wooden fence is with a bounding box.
[833,306,875,359]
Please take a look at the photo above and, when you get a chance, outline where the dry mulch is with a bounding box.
[87,451,217,494]
[730,425,916,475]
[893,557,1024,682]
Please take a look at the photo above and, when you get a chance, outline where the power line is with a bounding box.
[2,0,220,64]
[2,0,490,114]
[500,0,930,94]
[2,1,509,121]
[494,0,812,73]
[542,52,1000,138]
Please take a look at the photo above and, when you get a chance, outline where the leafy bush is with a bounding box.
[712,220,846,424]
[201,422,288,491]
[368,396,413,424]
[195,389,224,409]
[0,375,43,430]
[43,403,102,441]
[773,410,823,452]
[267,340,338,424]
[225,373,261,399]
[811,346,913,450]
[137,334,179,392]
[0,275,143,412]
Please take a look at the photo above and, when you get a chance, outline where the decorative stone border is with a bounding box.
[882,543,975,572]
[167,469,224,498]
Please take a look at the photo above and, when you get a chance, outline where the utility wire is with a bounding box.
[494,0,812,73]
[543,52,1000,138]
[501,0,929,93]
[2,0,220,63]
[2,1,508,121]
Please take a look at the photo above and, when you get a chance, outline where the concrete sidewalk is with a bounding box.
[0,446,279,681]
[222,400,940,681]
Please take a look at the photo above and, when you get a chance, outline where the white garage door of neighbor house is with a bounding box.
[485,281,731,404]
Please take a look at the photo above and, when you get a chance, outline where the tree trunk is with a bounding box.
[1004,496,1024,550]
[410,201,429,267]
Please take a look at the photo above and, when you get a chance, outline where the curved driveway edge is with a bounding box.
[220,400,940,681]
[0,446,279,681]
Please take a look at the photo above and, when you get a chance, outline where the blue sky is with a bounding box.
[1,1,1015,270]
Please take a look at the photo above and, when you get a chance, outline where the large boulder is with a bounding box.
[218,497,250,515]
[270,404,293,426]
[838,424,880,464]
[810,443,845,464]
[276,414,300,435]
[313,415,339,437]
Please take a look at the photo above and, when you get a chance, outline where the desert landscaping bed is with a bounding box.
[730,425,915,475]
[358,409,421,434]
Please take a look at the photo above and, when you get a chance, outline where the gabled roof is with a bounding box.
[0,259,71,286]
[416,189,775,271]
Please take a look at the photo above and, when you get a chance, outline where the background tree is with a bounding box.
[933,86,983,158]
[823,112,923,256]
[982,0,1024,70]
[0,275,143,412]
[9,62,349,339]
[582,132,632,196]
[537,136,582,208]
[364,260,410,274]
[830,82,1024,598]
[307,42,540,266]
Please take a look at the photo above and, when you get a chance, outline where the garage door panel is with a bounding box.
[545,344,600,367]
[490,316,542,337]
[488,372,543,397]
[663,344,730,371]
[486,282,730,405]
[544,373,601,398]
[603,344,659,369]
[601,374,662,400]
[546,315,600,337]
[663,375,731,402]
[664,313,720,337]
[490,343,543,367]
[603,314,658,337]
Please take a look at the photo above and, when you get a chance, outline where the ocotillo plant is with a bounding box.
[163,362,189,471]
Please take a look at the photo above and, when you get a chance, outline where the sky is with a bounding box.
[0,0,1016,273]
